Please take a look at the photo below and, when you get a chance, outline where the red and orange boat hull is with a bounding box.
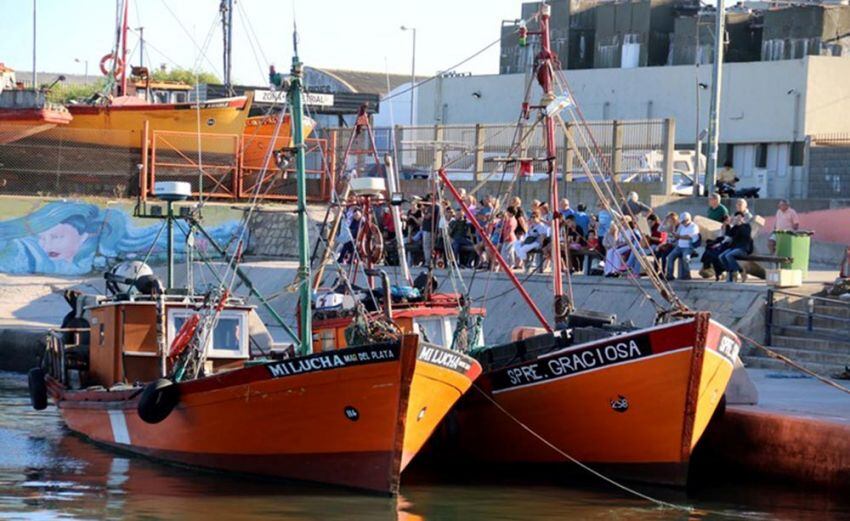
[0,106,72,144]
[47,335,480,494]
[452,314,739,486]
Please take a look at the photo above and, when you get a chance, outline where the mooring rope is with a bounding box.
[737,332,850,396]
[470,383,693,513]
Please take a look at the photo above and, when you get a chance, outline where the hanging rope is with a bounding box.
[737,332,850,396]
[470,384,693,513]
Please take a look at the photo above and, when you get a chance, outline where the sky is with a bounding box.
[0,0,522,85]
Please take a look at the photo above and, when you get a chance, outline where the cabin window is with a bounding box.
[415,318,445,347]
[168,309,249,359]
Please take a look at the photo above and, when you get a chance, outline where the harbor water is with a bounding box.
[1,371,847,521]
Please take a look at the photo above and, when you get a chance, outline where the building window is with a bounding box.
[755,144,768,168]
[790,142,805,167]
[719,144,734,167]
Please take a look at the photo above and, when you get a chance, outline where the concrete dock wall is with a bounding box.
[0,261,769,372]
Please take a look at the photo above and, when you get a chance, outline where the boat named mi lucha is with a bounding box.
[27,43,480,495]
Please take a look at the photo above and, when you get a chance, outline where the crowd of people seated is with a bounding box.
[335,187,799,284]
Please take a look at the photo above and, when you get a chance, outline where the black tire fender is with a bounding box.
[137,378,179,424]
[28,367,48,410]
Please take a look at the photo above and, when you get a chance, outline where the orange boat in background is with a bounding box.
[452,314,738,486]
[41,94,253,154]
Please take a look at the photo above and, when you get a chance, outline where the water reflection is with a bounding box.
[0,371,847,520]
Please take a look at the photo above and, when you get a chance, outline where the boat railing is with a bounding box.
[45,328,89,386]
[765,289,850,345]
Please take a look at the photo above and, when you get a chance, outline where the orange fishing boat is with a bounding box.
[34,0,252,155]
[452,315,738,485]
[40,95,252,154]
[312,292,485,469]
[423,3,739,487]
[26,48,481,495]
[38,304,425,493]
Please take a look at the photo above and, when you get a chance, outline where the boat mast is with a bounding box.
[290,27,312,354]
[534,4,567,325]
[220,0,233,96]
[118,0,129,96]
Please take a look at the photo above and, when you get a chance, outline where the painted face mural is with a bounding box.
[0,201,246,276]
[38,222,89,261]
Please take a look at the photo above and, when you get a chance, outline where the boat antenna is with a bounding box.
[289,22,312,354]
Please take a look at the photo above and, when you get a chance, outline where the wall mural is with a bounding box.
[0,201,246,275]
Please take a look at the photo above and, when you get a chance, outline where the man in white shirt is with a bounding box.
[517,211,551,262]
[665,212,700,280]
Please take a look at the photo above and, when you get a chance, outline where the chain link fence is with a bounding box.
[1,119,672,201]
[0,127,139,197]
[0,127,332,202]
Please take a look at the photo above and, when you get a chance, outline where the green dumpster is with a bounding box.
[774,230,813,277]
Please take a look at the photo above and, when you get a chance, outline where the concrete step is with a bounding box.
[792,314,850,330]
[742,354,847,377]
[769,334,850,354]
[777,324,850,341]
[767,346,850,365]
[813,304,850,318]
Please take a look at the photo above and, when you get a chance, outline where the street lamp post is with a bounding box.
[401,25,416,125]
[74,58,88,84]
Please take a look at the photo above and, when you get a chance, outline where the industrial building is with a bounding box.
[593,0,677,68]
[414,56,850,199]
[668,10,762,65]
[761,5,850,61]
[500,1,850,72]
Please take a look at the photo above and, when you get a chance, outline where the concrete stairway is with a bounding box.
[744,298,850,377]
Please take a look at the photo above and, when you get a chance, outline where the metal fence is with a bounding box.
[0,119,672,201]
[323,118,672,186]
[0,127,139,197]
[0,127,332,202]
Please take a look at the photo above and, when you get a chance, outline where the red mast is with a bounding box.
[531,4,567,324]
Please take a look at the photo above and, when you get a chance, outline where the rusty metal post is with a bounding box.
[474,123,485,183]
[141,119,150,201]
[612,120,623,182]
[662,118,676,195]
[433,124,444,170]
[564,121,574,184]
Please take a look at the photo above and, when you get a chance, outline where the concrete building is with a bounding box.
[762,5,850,61]
[668,10,762,65]
[415,55,850,199]
[500,1,850,71]
[594,0,677,68]
[501,1,570,74]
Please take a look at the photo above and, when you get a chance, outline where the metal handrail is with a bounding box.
[769,288,850,307]
[766,289,850,346]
